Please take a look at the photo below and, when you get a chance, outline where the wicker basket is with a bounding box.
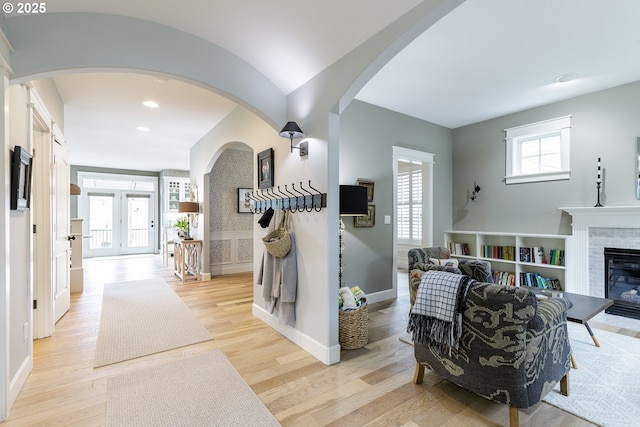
[338,299,368,349]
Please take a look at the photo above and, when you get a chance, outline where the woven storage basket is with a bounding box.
[262,228,291,257]
[338,299,368,349]
[261,211,291,258]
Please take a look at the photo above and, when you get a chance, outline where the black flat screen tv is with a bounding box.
[10,146,33,211]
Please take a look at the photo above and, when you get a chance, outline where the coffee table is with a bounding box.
[525,287,614,368]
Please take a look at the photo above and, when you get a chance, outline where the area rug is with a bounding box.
[542,322,639,427]
[106,350,281,427]
[94,278,212,367]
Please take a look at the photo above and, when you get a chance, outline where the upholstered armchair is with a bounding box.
[410,272,572,427]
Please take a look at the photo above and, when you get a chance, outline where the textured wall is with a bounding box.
[209,148,253,267]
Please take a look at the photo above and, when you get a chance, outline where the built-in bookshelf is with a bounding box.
[444,230,568,290]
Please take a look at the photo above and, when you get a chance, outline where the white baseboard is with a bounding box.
[365,288,397,304]
[210,263,252,276]
[252,304,341,365]
[8,355,32,409]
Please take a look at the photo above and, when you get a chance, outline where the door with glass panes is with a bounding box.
[84,190,156,256]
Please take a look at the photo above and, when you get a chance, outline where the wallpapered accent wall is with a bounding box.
[209,148,254,269]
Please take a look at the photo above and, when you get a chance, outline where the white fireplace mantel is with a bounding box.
[561,206,640,228]
[560,206,640,296]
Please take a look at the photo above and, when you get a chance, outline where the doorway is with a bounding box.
[79,173,158,257]
[392,147,434,271]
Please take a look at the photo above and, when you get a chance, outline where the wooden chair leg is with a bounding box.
[413,362,425,384]
[560,373,569,396]
[570,353,577,369]
[509,406,519,427]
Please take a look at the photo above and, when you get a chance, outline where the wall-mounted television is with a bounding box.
[10,146,33,211]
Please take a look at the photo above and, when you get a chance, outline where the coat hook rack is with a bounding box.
[249,181,326,214]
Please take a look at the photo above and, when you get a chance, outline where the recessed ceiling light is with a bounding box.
[143,100,159,108]
[555,73,576,84]
[136,126,150,132]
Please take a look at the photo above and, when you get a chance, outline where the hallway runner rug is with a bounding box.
[94,278,212,367]
[542,321,639,427]
[106,350,281,426]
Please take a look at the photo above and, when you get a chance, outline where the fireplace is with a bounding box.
[604,247,640,319]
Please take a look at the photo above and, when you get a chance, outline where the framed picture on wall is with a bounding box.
[357,178,374,202]
[10,146,33,211]
[354,205,375,227]
[257,148,274,189]
[238,188,252,213]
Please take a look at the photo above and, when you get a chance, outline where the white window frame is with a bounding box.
[505,115,571,184]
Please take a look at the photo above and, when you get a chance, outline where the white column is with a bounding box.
[566,225,589,295]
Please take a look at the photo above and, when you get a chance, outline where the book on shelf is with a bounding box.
[492,270,516,286]
[519,272,561,290]
[482,245,515,261]
[548,249,565,266]
[448,241,471,256]
[519,246,548,264]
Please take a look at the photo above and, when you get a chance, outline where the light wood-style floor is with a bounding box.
[4,254,615,426]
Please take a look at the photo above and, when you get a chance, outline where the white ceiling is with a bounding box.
[24,0,640,171]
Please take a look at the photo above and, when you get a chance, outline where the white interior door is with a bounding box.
[53,137,71,323]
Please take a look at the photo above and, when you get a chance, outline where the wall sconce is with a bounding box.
[470,181,481,202]
[279,121,308,156]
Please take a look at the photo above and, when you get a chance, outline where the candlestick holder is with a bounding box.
[594,181,603,207]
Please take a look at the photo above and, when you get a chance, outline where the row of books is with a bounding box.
[448,242,565,267]
[548,249,565,266]
[448,241,470,256]
[482,245,516,261]
[519,247,547,264]
[492,270,562,290]
[520,272,561,290]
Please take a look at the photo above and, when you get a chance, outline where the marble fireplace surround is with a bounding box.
[561,206,640,297]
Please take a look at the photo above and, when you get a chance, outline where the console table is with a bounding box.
[173,239,202,282]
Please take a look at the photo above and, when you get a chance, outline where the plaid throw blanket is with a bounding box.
[407,270,474,355]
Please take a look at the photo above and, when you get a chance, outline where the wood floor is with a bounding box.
[3,254,609,426]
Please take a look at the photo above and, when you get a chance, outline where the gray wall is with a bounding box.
[339,100,453,294]
[452,80,640,235]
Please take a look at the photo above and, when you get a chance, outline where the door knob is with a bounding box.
[67,235,76,241]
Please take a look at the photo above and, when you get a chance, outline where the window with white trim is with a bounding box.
[397,161,422,244]
[505,115,571,184]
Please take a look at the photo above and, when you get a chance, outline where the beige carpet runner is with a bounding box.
[106,350,281,426]
[94,278,212,367]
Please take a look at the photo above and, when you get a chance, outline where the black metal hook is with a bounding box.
[307,180,323,212]
[277,186,295,212]
[290,183,307,213]
[299,181,315,212]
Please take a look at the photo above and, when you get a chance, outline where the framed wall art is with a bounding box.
[354,205,375,227]
[10,145,33,211]
[237,188,253,213]
[257,148,274,189]
[357,178,374,202]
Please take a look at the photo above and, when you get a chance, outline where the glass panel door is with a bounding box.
[86,192,118,257]
[122,192,155,254]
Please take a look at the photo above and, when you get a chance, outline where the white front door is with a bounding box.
[122,192,156,254]
[52,137,71,323]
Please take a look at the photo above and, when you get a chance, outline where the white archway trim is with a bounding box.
[3,13,285,128]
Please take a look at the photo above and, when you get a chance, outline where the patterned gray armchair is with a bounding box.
[407,247,493,307]
[411,275,571,427]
